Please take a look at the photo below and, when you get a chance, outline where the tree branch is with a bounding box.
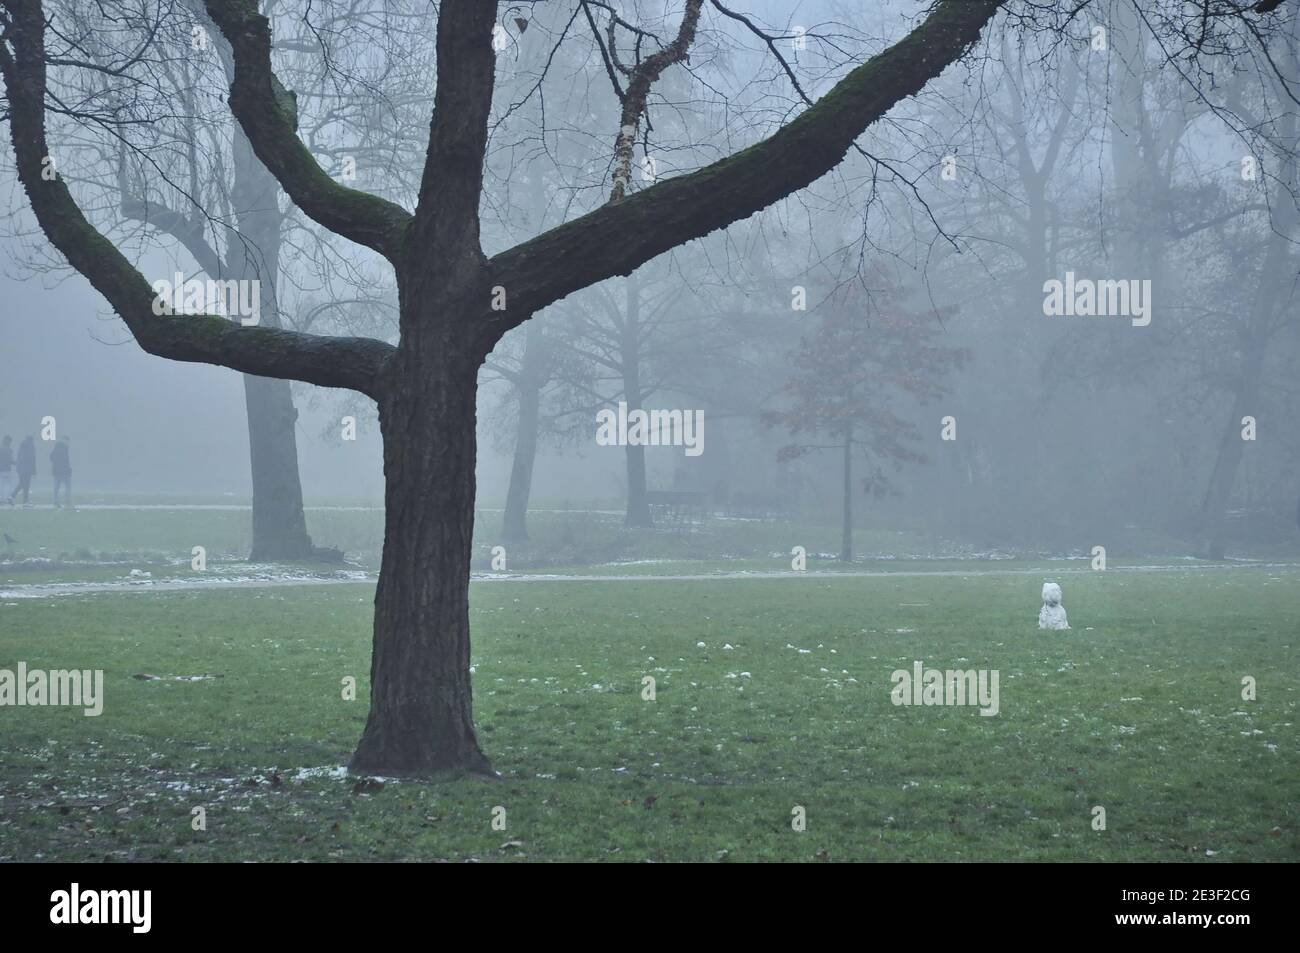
[0,0,394,397]
[117,139,227,277]
[488,0,1004,329]
[410,0,500,264]
[202,0,412,262]
[608,0,703,202]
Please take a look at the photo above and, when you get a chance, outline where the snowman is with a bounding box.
[1038,582,1069,630]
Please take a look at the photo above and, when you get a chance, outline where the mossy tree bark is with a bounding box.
[352,328,492,775]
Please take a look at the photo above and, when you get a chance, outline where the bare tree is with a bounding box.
[8,0,1283,775]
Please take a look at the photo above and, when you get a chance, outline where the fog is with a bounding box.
[1,0,1297,563]
[3,0,1299,873]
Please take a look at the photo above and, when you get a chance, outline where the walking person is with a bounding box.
[0,436,13,505]
[51,435,72,509]
[12,435,35,507]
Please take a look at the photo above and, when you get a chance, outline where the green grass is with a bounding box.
[1,567,1295,862]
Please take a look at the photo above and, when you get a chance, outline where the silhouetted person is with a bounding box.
[51,436,72,508]
[12,436,35,506]
[0,436,13,505]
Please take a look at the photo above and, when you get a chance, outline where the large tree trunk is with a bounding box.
[350,344,491,776]
[348,0,500,776]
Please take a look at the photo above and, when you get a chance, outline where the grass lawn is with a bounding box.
[1,566,1295,862]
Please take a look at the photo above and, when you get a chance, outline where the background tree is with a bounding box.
[118,2,318,560]
[764,270,967,561]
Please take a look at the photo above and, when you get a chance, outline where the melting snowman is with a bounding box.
[1038,582,1069,630]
